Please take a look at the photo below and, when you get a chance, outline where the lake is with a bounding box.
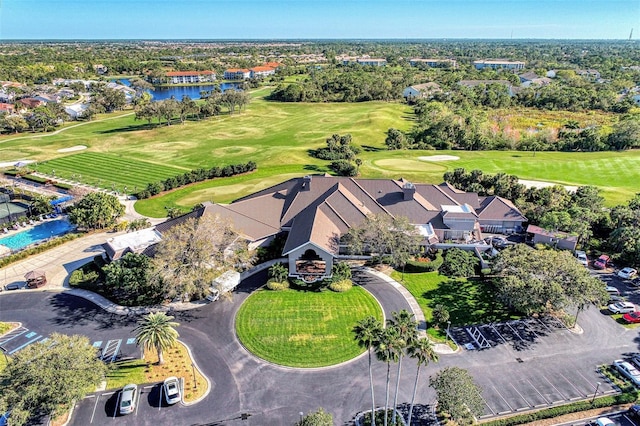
[117,79,241,101]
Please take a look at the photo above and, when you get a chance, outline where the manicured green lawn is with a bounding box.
[1,92,638,216]
[105,359,148,390]
[391,270,518,339]
[235,286,383,368]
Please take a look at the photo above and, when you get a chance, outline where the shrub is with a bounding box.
[328,279,353,292]
[405,251,443,272]
[266,279,290,291]
[331,262,352,281]
[69,269,99,286]
[53,182,72,190]
[440,248,479,278]
[21,174,47,184]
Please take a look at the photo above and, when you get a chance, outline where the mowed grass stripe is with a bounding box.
[236,286,382,368]
[37,153,185,189]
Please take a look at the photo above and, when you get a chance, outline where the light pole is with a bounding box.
[299,412,304,422]
[591,382,601,404]
[446,320,451,343]
[191,363,198,390]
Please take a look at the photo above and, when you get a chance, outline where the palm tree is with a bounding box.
[406,338,438,426]
[353,316,383,425]
[375,327,401,426]
[134,312,179,365]
[389,310,418,425]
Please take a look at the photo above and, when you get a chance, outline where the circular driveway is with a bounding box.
[1,269,427,425]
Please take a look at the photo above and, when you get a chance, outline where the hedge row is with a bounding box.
[482,391,638,426]
[135,161,257,199]
[0,232,83,268]
[21,174,48,184]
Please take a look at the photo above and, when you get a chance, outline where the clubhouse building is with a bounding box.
[105,175,526,282]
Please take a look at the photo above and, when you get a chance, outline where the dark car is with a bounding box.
[628,404,640,420]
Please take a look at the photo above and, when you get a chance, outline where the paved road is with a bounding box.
[3,268,640,425]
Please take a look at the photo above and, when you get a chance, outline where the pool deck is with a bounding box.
[0,229,125,291]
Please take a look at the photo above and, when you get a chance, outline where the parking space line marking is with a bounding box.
[558,371,584,398]
[110,339,122,363]
[543,374,567,401]
[159,384,163,411]
[506,322,524,341]
[481,394,496,415]
[8,335,42,354]
[89,393,100,424]
[526,378,550,405]
[536,318,554,333]
[490,323,509,345]
[509,383,531,409]
[492,385,514,412]
[135,389,141,417]
[0,328,27,345]
[113,392,120,418]
[623,414,637,426]
[575,369,602,395]
[522,320,540,339]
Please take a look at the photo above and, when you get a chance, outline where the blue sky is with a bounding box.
[1,0,638,40]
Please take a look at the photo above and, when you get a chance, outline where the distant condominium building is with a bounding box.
[249,66,276,78]
[473,60,525,70]
[340,56,387,67]
[223,68,251,80]
[409,58,457,69]
[165,71,216,84]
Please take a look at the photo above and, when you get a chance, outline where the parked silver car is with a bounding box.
[119,384,138,415]
[163,377,181,405]
[613,359,640,387]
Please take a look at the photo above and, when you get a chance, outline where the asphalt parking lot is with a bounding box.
[555,410,639,426]
[72,382,186,425]
[447,316,619,418]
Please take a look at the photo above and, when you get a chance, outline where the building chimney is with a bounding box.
[402,181,415,201]
[302,175,312,191]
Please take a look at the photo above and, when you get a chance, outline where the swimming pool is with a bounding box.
[0,219,75,251]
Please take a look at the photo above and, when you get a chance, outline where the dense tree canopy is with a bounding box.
[102,252,165,306]
[67,192,124,230]
[430,367,484,424]
[0,334,108,426]
[151,214,251,300]
[492,244,608,316]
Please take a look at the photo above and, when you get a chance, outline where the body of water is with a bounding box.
[117,79,241,101]
[0,219,74,251]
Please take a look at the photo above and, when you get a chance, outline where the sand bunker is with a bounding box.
[57,145,87,153]
[518,179,578,192]
[418,155,460,162]
[0,159,35,168]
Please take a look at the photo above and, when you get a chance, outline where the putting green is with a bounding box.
[235,286,383,368]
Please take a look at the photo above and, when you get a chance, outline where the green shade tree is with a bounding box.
[102,252,165,306]
[134,312,179,365]
[0,333,107,426]
[492,244,608,317]
[440,248,479,278]
[430,367,484,424]
[67,192,124,230]
[296,408,333,426]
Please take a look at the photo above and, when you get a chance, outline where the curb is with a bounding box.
[178,340,212,406]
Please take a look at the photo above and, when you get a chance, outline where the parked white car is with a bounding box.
[163,376,181,405]
[575,250,588,267]
[618,267,638,280]
[608,301,636,314]
[614,359,640,386]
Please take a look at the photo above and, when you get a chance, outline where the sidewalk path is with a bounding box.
[0,231,120,290]
[363,267,456,355]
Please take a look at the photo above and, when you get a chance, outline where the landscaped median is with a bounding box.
[235,285,383,368]
[106,340,207,403]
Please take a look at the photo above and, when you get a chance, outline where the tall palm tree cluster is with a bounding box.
[353,310,438,426]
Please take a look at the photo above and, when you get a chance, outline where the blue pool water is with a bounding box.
[0,219,74,251]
